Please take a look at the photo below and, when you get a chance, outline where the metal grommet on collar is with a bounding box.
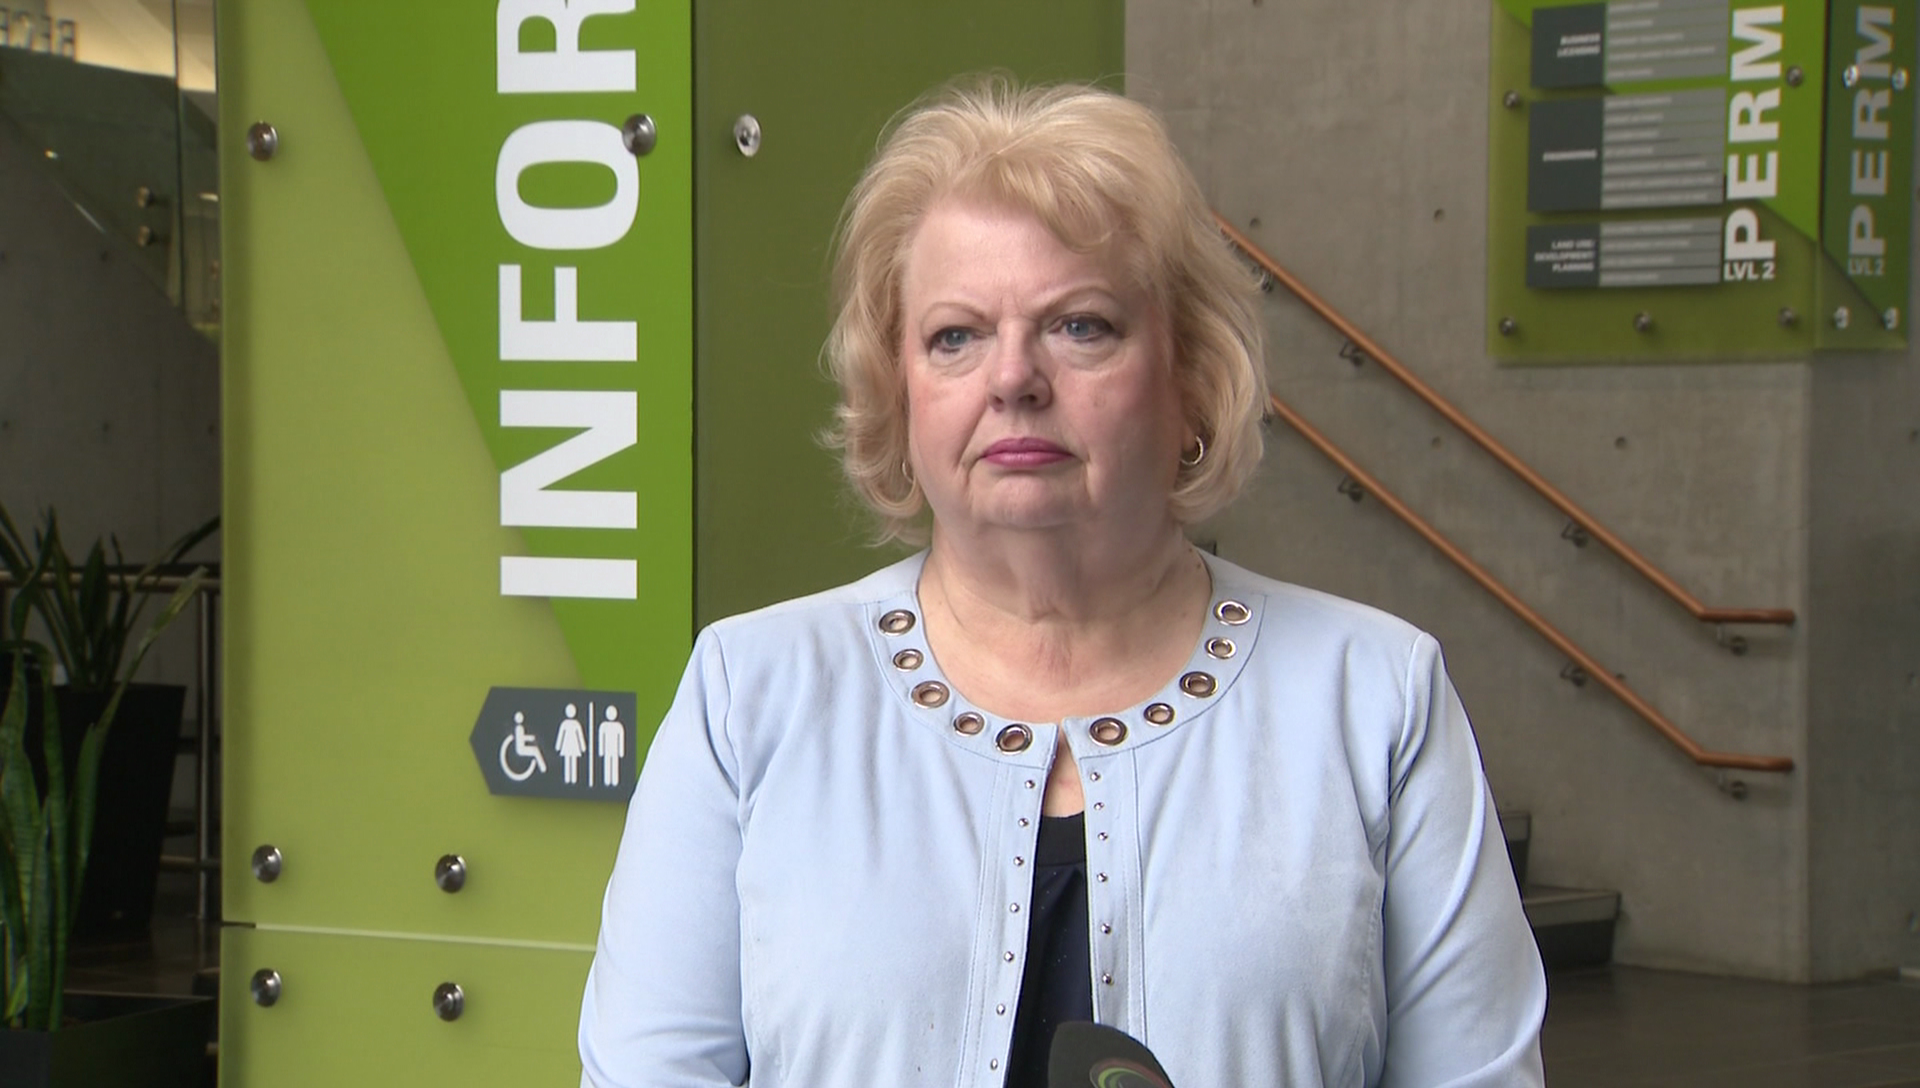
[952,711,984,735]
[1143,702,1176,726]
[1205,637,1237,660]
[1090,717,1127,746]
[911,681,950,708]
[1214,599,1251,625]
[996,724,1034,754]
[1179,671,1218,698]
[878,609,916,635]
[892,648,923,670]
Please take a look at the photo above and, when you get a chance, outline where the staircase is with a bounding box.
[1210,226,1795,978]
[0,46,220,334]
[1504,809,1621,972]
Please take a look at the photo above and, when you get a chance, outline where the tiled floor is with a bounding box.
[1545,967,1920,1087]
[61,916,1920,1088]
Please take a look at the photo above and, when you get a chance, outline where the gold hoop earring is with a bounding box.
[1180,436,1207,468]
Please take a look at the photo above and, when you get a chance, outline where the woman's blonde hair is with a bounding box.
[823,76,1268,544]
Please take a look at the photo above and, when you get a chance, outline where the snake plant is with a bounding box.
[0,503,209,1031]
[0,506,219,695]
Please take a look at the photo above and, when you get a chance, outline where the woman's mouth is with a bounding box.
[981,438,1073,467]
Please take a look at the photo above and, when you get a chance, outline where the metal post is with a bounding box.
[195,587,217,922]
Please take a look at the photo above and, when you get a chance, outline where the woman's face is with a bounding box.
[899,198,1188,541]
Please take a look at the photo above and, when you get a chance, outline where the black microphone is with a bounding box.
[1047,1021,1176,1088]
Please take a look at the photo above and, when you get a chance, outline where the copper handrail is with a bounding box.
[0,570,219,593]
[1217,213,1796,628]
[1267,391,1794,774]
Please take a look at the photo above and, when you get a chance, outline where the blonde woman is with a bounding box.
[579,78,1546,1088]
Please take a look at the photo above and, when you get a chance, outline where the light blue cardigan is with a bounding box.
[579,552,1546,1087]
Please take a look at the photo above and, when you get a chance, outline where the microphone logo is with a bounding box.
[1090,1058,1172,1088]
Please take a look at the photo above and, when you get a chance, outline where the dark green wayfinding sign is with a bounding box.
[1488,0,1918,361]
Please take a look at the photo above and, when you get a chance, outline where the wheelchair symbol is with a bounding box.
[499,712,548,782]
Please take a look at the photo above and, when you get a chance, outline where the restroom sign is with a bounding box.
[469,686,637,801]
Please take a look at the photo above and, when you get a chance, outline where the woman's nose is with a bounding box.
[986,331,1051,409]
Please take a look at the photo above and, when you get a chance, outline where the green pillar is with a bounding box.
[218,2,1120,1083]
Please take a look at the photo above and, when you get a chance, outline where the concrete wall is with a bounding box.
[1807,356,1920,977]
[0,116,220,692]
[1132,0,1916,981]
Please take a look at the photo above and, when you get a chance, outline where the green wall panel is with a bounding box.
[298,0,695,689]
[219,0,1124,1083]
[219,0,653,940]
[222,929,590,1084]
[692,2,1126,624]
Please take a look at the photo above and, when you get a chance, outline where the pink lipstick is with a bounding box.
[981,437,1072,467]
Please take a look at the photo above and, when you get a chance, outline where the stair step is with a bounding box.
[1522,884,1616,924]
[1522,884,1619,972]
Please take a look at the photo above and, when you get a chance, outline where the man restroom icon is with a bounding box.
[598,706,626,788]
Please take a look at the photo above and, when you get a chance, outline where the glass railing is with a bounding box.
[0,0,219,336]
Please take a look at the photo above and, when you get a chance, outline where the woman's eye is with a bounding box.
[1060,315,1113,341]
[932,328,973,352]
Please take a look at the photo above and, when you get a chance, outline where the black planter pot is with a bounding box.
[0,660,187,939]
[57,685,187,939]
[0,993,214,1088]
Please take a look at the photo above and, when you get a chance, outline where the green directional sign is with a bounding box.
[300,0,694,695]
[1818,0,1918,345]
[1488,0,1917,361]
